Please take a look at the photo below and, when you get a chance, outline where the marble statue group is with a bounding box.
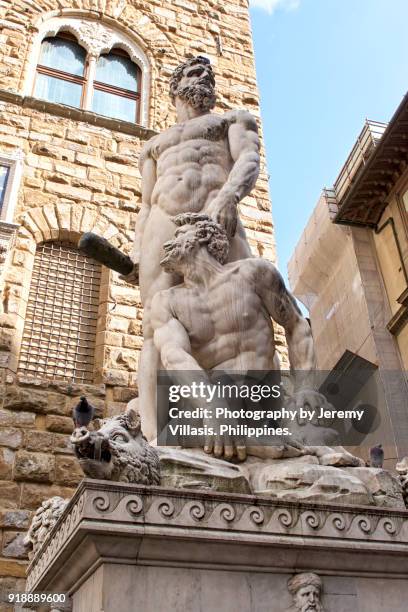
[122,55,340,454]
[71,55,404,501]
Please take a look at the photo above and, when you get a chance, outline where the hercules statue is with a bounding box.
[123,56,259,440]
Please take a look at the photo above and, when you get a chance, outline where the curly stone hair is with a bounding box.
[169,56,215,101]
[173,212,229,264]
[287,572,322,595]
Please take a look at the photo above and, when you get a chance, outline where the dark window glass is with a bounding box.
[0,165,10,212]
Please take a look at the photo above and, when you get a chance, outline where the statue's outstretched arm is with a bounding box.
[151,292,200,374]
[208,111,260,238]
[255,260,319,398]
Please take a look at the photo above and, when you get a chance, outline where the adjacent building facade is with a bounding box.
[0,0,278,591]
[289,99,408,466]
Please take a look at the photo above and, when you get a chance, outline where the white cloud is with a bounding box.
[249,0,300,14]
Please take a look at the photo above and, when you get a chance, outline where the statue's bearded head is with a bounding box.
[169,56,216,111]
[160,213,229,273]
[287,574,324,612]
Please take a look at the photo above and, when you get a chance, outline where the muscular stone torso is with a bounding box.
[148,114,231,216]
[168,261,276,371]
[139,111,251,301]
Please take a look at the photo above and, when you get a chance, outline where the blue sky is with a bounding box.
[249,0,408,287]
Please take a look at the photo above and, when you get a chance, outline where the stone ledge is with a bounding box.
[0,89,157,140]
[26,479,408,594]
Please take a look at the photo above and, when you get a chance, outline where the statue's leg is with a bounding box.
[137,272,180,443]
[137,319,160,442]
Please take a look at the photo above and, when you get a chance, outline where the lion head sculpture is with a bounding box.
[70,405,160,485]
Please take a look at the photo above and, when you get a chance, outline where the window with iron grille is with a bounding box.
[19,241,102,384]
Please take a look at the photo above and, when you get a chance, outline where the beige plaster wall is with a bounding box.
[288,193,377,370]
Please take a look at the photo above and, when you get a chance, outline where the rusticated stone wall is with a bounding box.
[0,0,281,595]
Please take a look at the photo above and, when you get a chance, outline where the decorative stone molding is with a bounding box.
[26,480,408,593]
[0,221,18,283]
[24,16,151,126]
[76,22,116,57]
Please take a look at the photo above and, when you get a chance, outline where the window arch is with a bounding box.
[92,47,141,122]
[18,241,102,384]
[34,33,87,109]
[28,18,149,125]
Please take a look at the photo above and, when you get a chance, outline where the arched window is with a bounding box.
[92,48,141,122]
[34,33,87,108]
[33,30,142,123]
[18,242,102,384]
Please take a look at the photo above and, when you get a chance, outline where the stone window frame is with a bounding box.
[0,149,24,224]
[24,17,151,128]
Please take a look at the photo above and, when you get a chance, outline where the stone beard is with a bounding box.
[175,82,216,111]
[169,55,217,111]
[292,587,323,612]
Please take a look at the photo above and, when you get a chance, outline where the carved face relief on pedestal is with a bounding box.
[287,573,325,612]
[396,457,408,508]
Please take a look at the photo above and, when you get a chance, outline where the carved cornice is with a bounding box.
[26,480,408,592]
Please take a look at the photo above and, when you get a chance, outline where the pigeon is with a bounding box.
[369,444,384,468]
[72,396,95,428]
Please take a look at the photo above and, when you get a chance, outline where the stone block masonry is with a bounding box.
[0,0,282,595]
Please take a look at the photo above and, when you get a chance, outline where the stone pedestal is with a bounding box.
[26,479,408,612]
